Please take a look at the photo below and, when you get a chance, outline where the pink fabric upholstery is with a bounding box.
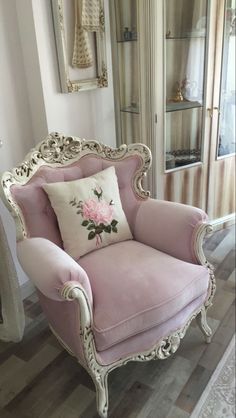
[12,147,211,372]
[37,290,85,363]
[98,293,206,365]
[134,199,208,264]
[79,240,209,351]
[37,291,206,366]
[17,237,93,305]
[11,155,142,247]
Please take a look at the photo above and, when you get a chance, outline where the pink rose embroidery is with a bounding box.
[82,199,114,224]
[70,186,118,246]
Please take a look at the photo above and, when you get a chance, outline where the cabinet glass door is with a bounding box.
[217,0,236,157]
[114,0,141,144]
[164,0,209,170]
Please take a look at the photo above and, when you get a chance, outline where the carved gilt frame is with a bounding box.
[51,0,108,93]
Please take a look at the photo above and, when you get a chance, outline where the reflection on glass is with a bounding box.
[218,0,236,157]
[115,0,138,43]
[114,0,140,144]
[166,0,207,38]
[165,109,202,169]
[165,0,208,170]
[0,296,3,324]
[117,41,140,113]
[121,112,141,144]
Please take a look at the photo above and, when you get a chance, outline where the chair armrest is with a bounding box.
[17,237,93,305]
[134,199,209,264]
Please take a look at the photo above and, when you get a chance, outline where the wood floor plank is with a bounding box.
[24,301,42,319]
[105,363,140,414]
[176,326,208,364]
[134,356,173,388]
[32,373,83,418]
[0,320,48,363]
[0,355,25,384]
[207,288,235,321]
[166,405,189,418]
[215,249,236,281]
[110,381,153,418]
[136,355,194,418]
[224,269,236,293]
[199,302,235,371]
[0,408,15,418]
[0,344,62,407]
[16,327,52,361]
[175,365,211,413]
[49,384,95,418]
[203,228,229,252]
[5,351,68,414]
[210,228,235,264]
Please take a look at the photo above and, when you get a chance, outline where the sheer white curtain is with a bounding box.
[218,0,236,155]
[184,1,206,102]
[0,215,24,342]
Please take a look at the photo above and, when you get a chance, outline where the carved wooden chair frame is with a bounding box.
[1,132,216,418]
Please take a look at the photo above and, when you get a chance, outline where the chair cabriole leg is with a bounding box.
[196,306,212,343]
[94,371,109,418]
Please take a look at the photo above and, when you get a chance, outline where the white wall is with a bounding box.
[0,0,116,290]
[15,0,48,144]
[31,0,116,145]
[0,0,36,286]
[0,0,34,171]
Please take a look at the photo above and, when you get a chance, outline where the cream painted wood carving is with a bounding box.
[0,132,215,417]
[1,132,151,242]
[61,261,215,418]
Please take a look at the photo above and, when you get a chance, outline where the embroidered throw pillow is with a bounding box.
[43,166,133,259]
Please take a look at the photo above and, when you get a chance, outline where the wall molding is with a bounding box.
[210,213,235,231]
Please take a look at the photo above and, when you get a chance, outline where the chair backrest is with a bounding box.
[1,133,152,244]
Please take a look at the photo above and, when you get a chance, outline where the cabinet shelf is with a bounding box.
[166,35,206,40]
[166,150,201,170]
[166,101,203,112]
[121,106,140,114]
[117,38,138,43]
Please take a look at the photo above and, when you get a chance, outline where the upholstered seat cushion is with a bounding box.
[79,240,209,351]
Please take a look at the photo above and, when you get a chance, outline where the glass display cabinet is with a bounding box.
[206,0,235,219]
[110,0,235,222]
[111,0,141,145]
[164,0,209,170]
[217,0,235,157]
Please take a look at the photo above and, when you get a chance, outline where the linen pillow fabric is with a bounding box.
[43,166,133,259]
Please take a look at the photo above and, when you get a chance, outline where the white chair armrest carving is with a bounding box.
[17,237,93,305]
[1,133,216,418]
[134,199,211,265]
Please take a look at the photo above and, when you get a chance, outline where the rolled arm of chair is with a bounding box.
[17,237,93,306]
[134,199,210,265]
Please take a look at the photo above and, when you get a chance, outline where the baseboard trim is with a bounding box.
[20,280,35,300]
[210,213,235,231]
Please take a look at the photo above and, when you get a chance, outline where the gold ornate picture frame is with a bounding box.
[51,0,108,93]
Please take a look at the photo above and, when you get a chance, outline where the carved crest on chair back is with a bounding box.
[1,132,152,241]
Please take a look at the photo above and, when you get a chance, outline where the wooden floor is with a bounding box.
[0,226,235,418]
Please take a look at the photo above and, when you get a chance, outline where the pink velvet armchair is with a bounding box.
[0,133,215,417]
